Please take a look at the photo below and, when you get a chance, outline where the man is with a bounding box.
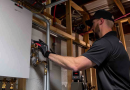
[35,10,130,90]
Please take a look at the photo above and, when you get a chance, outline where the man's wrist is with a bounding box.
[44,51,51,58]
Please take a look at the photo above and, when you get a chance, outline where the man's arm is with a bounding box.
[49,53,96,71]
[33,39,96,71]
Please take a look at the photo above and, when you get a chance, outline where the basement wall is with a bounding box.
[26,28,63,90]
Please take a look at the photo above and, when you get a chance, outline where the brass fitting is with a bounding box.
[10,78,16,90]
[31,43,39,66]
[32,53,35,57]
[31,43,38,48]
[36,58,39,65]
[44,68,47,75]
[44,63,47,75]
[2,78,7,89]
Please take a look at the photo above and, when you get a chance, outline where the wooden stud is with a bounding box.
[91,68,98,90]
[127,19,130,24]
[66,0,72,34]
[66,0,73,90]
[18,79,26,90]
[118,22,127,50]
[46,0,51,14]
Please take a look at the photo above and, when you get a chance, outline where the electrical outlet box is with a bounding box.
[0,0,32,78]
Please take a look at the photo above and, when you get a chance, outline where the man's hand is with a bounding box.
[33,39,48,56]
[33,39,55,58]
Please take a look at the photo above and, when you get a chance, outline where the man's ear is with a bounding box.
[99,18,104,25]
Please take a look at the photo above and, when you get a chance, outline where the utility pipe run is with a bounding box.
[45,0,68,9]
[33,13,50,90]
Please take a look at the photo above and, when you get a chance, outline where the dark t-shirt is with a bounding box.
[82,31,130,90]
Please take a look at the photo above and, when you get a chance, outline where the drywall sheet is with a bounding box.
[0,0,32,78]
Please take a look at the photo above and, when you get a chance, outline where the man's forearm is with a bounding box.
[48,53,77,71]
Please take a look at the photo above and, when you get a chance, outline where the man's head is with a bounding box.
[85,10,114,39]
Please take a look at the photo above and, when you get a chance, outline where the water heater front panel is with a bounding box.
[0,0,32,78]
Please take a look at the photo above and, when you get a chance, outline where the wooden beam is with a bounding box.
[33,16,90,48]
[46,0,51,14]
[114,0,130,24]
[118,22,127,50]
[70,1,90,18]
[91,68,98,90]
[18,79,26,90]
[42,12,61,24]
[127,19,130,24]
[71,1,84,11]
[115,17,130,23]
[67,39,73,90]
[114,0,125,15]
[66,0,73,90]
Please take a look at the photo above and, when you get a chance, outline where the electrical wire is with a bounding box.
[53,0,57,27]
[32,1,37,6]
[52,0,57,47]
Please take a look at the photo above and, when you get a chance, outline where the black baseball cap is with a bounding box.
[85,10,114,27]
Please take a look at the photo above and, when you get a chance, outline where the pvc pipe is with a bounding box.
[45,0,68,9]
[33,14,50,90]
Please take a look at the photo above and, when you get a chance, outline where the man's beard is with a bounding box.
[94,24,100,40]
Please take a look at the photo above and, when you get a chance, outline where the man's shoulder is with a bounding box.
[94,38,111,46]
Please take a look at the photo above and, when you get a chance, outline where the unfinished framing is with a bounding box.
[18,0,129,90]
[16,0,95,90]
[115,17,130,50]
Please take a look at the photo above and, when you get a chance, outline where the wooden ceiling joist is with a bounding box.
[114,0,126,15]
[70,1,90,16]
[42,12,61,24]
[115,17,130,23]
[114,0,130,24]
[71,1,84,12]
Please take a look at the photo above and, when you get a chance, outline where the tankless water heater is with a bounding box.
[0,0,32,78]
